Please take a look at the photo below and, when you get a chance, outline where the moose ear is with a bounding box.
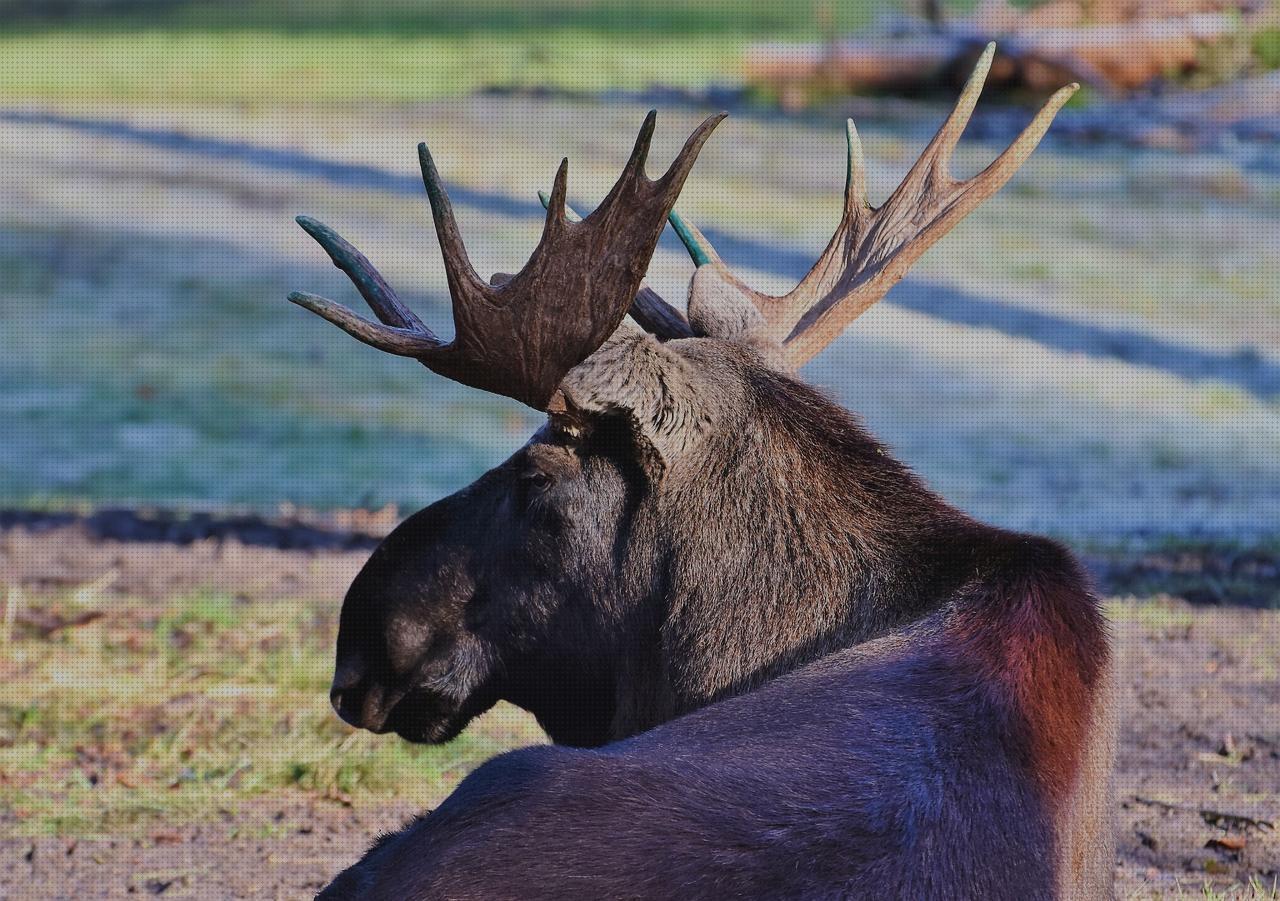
[554,323,709,481]
[685,267,786,367]
[686,266,764,339]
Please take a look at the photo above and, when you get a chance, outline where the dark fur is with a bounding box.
[323,339,1115,899]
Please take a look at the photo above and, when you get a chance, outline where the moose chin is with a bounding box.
[291,42,1115,901]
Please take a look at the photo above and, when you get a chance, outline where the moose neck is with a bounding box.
[613,365,980,739]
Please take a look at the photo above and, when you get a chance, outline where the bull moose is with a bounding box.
[290,45,1115,899]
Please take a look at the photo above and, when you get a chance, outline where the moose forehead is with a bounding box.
[522,424,585,474]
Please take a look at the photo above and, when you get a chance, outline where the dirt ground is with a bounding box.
[0,799,419,900]
[1,518,1278,898]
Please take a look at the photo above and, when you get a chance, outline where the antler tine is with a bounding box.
[288,216,442,356]
[782,69,1077,368]
[655,112,726,190]
[622,110,656,182]
[668,209,723,268]
[904,42,996,187]
[541,192,695,341]
[294,216,425,331]
[844,117,870,215]
[966,79,1078,203]
[287,289,443,356]
[417,142,490,313]
[673,44,1073,369]
[291,111,722,409]
[542,158,571,233]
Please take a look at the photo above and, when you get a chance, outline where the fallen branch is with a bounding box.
[745,11,1254,95]
[1130,795,1276,832]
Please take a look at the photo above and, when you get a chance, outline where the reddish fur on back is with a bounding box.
[947,548,1110,813]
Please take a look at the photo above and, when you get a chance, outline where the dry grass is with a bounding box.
[0,586,544,838]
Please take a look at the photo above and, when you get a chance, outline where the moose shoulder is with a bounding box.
[293,44,1115,900]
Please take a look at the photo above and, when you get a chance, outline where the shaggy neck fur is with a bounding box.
[602,358,1110,853]
[610,362,987,738]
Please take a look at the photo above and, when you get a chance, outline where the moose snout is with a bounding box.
[330,654,379,730]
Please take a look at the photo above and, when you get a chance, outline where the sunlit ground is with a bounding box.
[2,97,1277,543]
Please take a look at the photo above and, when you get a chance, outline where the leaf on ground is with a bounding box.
[16,608,104,638]
[1206,833,1247,852]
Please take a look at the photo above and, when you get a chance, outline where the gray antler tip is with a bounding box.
[694,111,728,141]
[629,112,658,169]
[295,215,326,235]
[294,216,352,261]
[417,142,439,174]
[544,159,570,223]
[551,158,569,192]
[417,141,454,212]
[287,290,345,317]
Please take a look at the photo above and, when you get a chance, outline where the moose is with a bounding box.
[290,45,1115,899]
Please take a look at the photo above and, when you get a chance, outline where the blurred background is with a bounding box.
[1,1,1278,897]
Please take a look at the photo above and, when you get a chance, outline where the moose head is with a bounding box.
[292,46,1077,749]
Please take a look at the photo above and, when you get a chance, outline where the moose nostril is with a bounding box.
[329,654,397,732]
[330,655,369,727]
[331,653,367,694]
[331,684,365,727]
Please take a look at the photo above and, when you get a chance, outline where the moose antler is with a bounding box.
[669,43,1076,369]
[290,111,724,409]
[538,192,695,341]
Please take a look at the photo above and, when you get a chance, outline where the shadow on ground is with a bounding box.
[6,108,1278,400]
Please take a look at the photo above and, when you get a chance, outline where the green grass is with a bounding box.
[2,0,888,36]
[1255,27,1280,71]
[0,30,746,104]
[0,587,544,836]
[0,0,903,105]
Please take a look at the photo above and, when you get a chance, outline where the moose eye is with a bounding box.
[519,471,554,495]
